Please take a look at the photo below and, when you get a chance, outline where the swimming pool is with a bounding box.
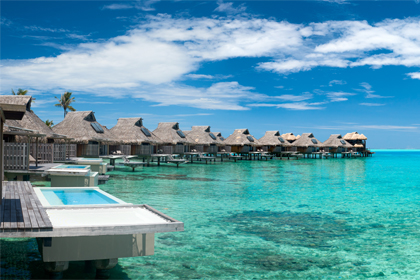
[34,187,127,206]
[53,165,90,169]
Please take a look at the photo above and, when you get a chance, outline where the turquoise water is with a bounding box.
[2,150,420,279]
[41,189,120,205]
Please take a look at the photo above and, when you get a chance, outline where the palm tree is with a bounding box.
[11,88,36,102]
[11,88,28,95]
[45,120,54,127]
[55,91,76,117]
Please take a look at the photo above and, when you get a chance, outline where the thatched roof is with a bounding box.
[343,132,368,140]
[322,134,353,148]
[212,132,226,142]
[110,118,162,145]
[184,126,223,146]
[258,131,292,146]
[281,133,298,141]
[152,122,191,145]
[4,109,67,140]
[224,129,259,146]
[52,111,117,144]
[292,133,323,147]
[0,95,32,120]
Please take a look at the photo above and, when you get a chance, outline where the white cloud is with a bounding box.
[185,74,232,80]
[274,93,313,102]
[315,90,355,102]
[3,14,420,111]
[102,3,134,10]
[133,82,261,110]
[408,72,420,79]
[329,80,346,86]
[1,17,12,26]
[249,101,325,110]
[257,18,420,78]
[102,0,159,11]
[214,0,247,14]
[360,125,416,130]
[360,103,385,106]
[358,82,393,98]
[24,25,69,33]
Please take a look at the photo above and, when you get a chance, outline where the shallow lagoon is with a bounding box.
[2,150,420,279]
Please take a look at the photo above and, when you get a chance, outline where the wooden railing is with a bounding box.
[120,145,131,155]
[54,144,67,161]
[66,144,76,157]
[161,145,173,154]
[191,145,204,152]
[30,143,53,163]
[207,145,218,154]
[84,144,99,157]
[4,143,28,170]
[174,144,184,154]
[134,144,153,155]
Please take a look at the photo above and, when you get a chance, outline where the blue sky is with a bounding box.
[1,0,420,148]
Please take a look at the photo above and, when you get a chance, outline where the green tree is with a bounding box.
[11,88,28,95]
[55,91,76,117]
[11,88,36,102]
[45,119,54,127]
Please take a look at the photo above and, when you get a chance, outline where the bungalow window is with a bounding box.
[209,133,217,140]
[177,130,186,138]
[311,139,317,144]
[247,136,254,142]
[278,137,285,143]
[340,140,346,145]
[141,127,151,137]
[219,137,225,141]
[91,122,104,133]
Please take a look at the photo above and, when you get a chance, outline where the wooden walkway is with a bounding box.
[0,181,52,232]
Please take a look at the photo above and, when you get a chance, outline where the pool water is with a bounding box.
[41,189,120,205]
[3,150,420,279]
[54,165,90,169]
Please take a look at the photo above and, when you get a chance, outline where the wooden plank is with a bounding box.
[27,209,39,230]
[10,191,18,230]
[3,191,12,230]
[0,184,5,230]
[15,192,25,230]
[19,191,31,230]
[30,198,46,229]
[32,195,53,229]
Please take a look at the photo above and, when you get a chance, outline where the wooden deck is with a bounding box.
[1,181,52,232]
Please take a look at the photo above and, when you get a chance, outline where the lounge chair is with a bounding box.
[29,155,36,164]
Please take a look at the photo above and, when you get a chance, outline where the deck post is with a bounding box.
[94,258,118,279]
[44,261,69,279]
[36,136,39,167]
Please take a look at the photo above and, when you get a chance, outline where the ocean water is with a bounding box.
[2,150,420,279]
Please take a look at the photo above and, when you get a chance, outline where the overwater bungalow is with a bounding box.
[184,126,222,154]
[281,133,299,143]
[291,133,323,157]
[0,100,184,278]
[4,107,70,164]
[53,111,116,157]
[224,129,259,154]
[152,122,190,154]
[0,95,34,177]
[258,131,292,153]
[343,132,369,156]
[212,132,231,152]
[322,134,353,157]
[110,118,162,156]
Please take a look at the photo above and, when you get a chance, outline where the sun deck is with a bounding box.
[0,181,53,233]
[0,182,183,238]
